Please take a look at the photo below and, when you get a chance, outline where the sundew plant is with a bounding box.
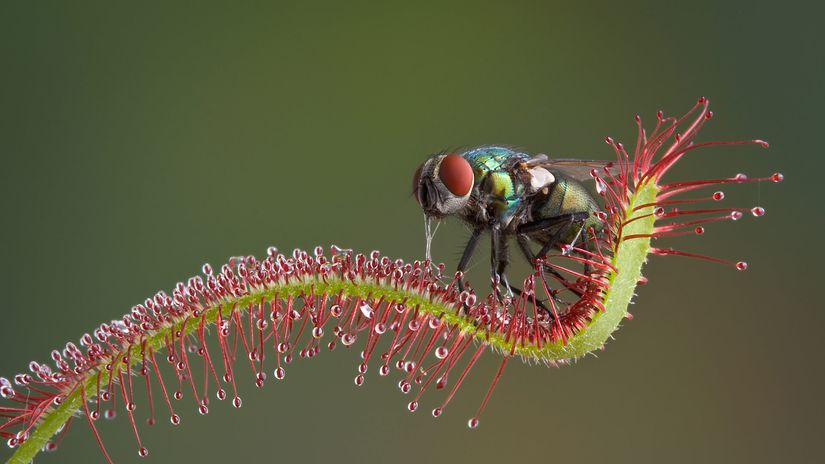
[0,98,781,463]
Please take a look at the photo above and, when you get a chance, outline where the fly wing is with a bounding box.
[525,156,616,182]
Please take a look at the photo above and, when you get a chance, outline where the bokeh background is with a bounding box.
[1,1,822,463]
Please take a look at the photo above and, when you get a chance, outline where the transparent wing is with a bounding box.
[525,156,615,182]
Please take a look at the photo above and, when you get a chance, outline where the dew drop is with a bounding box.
[174,391,183,401]
[379,364,390,376]
[712,191,725,201]
[90,410,99,421]
[127,402,136,412]
[170,414,181,425]
[312,327,324,339]
[399,380,411,394]
[330,305,343,317]
[408,320,421,332]
[771,172,784,183]
[199,405,209,415]
[736,261,748,271]
[233,397,243,408]
[374,322,386,334]
[277,342,289,353]
[730,211,744,221]
[217,388,226,400]
[694,227,705,235]
[432,407,442,418]
[359,303,374,319]
[435,346,449,359]
[595,178,606,195]
[138,447,149,458]
[104,409,116,420]
[408,401,418,412]
[341,334,357,346]
[354,375,365,386]
[358,363,368,374]
[751,206,765,217]
[274,367,285,380]
[467,418,479,429]
[734,173,748,182]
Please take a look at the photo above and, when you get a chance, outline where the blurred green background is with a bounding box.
[1,1,822,463]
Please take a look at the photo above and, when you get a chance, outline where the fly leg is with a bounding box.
[579,226,598,277]
[490,225,523,302]
[515,234,561,317]
[517,212,589,295]
[516,212,590,317]
[516,233,581,297]
[496,240,542,307]
[490,225,504,297]
[456,228,483,294]
[533,214,588,260]
[492,230,519,300]
[518,212,589,252]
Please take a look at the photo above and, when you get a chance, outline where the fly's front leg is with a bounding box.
[456,228,483,294]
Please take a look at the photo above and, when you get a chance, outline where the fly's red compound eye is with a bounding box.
[438,154,473,196]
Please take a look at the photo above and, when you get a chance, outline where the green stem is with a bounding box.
[8,183,657,464]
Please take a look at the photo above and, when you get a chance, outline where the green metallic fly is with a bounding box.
[412,146,613,302]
